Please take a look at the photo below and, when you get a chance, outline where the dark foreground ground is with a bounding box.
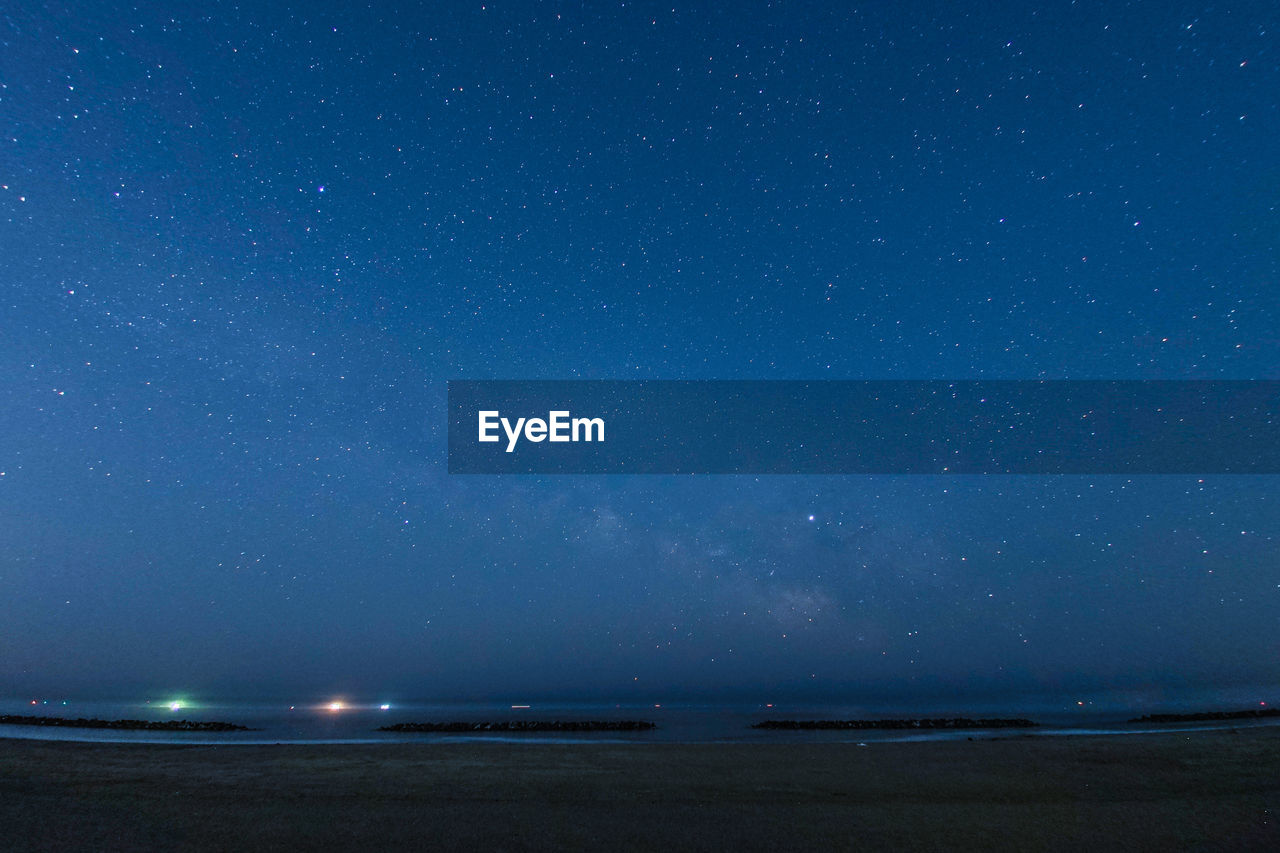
[2,728,1278,851]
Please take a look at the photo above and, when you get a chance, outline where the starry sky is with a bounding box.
[2,1,1278,705]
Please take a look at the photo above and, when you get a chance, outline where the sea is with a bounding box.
[2,689,1277,746]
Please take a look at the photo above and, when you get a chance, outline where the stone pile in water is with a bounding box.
[0,714,251,731]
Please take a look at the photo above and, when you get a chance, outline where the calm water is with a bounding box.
[3,691,1277,745]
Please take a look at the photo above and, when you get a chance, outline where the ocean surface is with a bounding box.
[3,691,1277,745]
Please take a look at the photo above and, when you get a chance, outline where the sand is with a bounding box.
[2,728,1278,851]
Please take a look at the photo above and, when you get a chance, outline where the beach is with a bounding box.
[2,727,1278,851]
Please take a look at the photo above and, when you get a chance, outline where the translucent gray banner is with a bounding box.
[447,381,1280,474]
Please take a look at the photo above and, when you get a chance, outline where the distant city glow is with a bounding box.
[329,702,342,712]
[380,704,391,710]
[169,702,182,711]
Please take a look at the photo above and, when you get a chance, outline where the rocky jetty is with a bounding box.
[753,718,1039,730]
[1129,708,1280,724]
[0,714,251,732]
[379,720,657,733]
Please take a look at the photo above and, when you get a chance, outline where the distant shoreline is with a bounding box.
[4,707,1278,739]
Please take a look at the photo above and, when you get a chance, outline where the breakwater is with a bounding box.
[1129,708,1280,724]
[0,714,251,731]
[752,718,1039,730]
[379,720,657,733]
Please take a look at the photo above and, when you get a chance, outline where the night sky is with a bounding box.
[2,1,1277,705]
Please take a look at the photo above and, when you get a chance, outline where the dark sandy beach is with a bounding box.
[2,727,1278,851]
